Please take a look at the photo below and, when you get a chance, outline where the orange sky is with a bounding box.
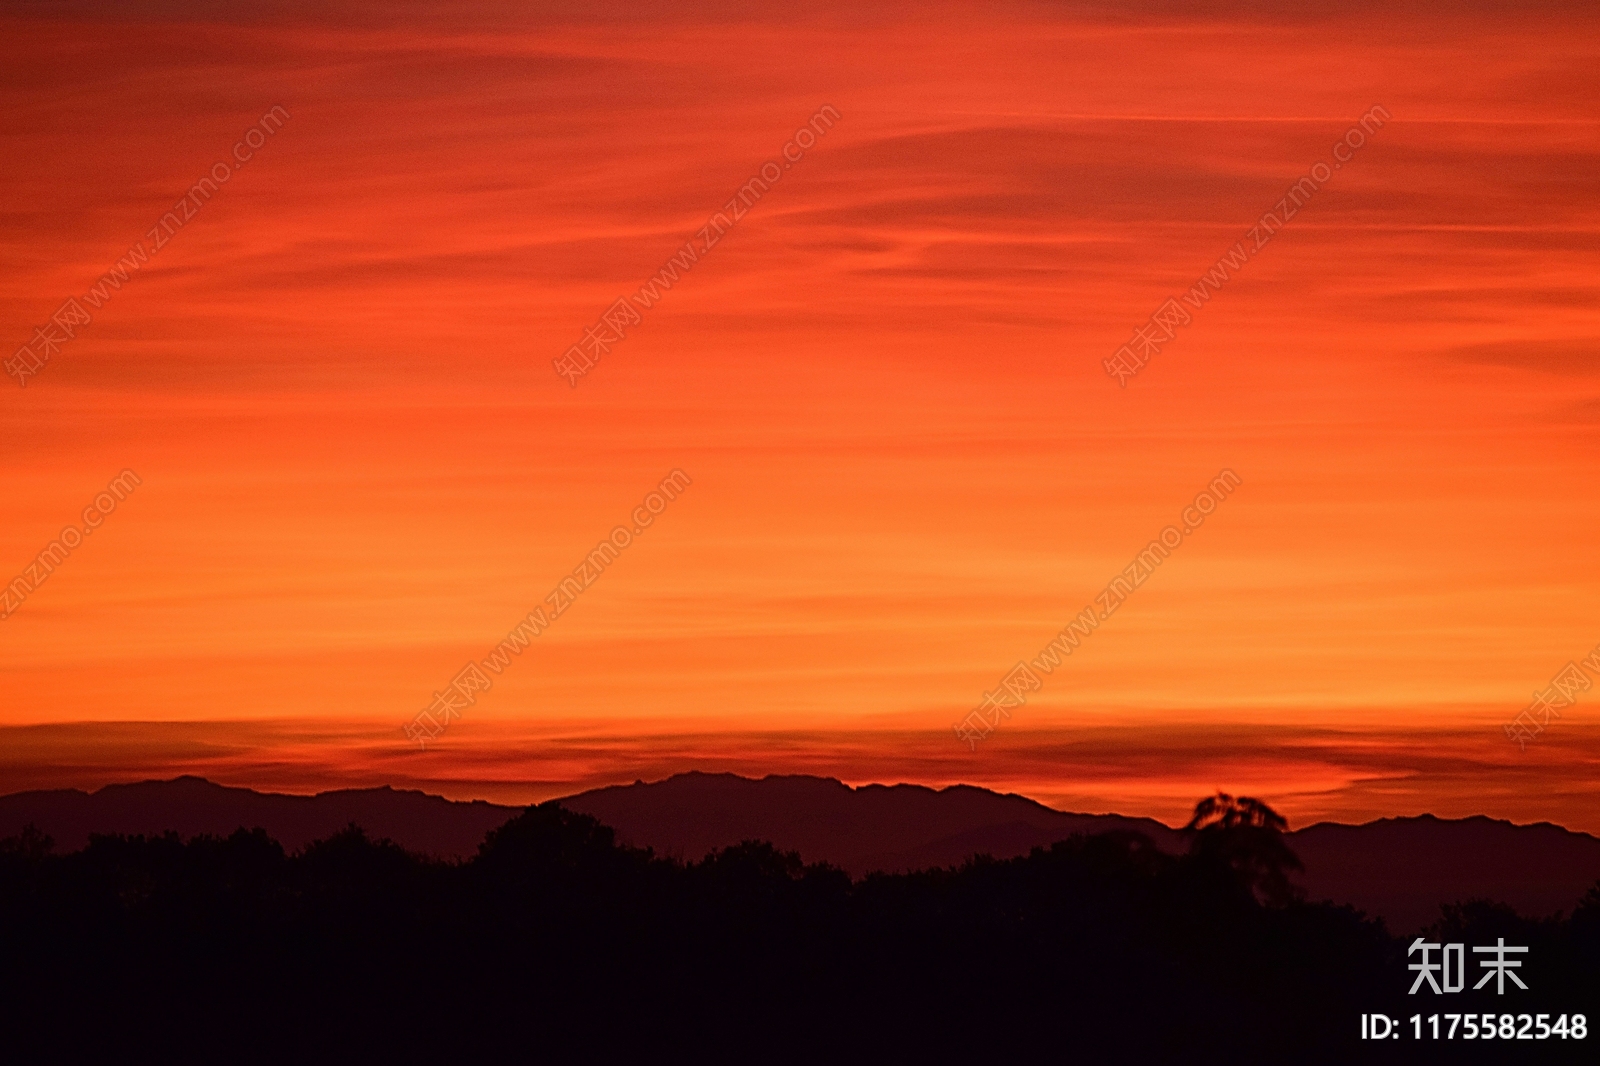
[3,1,1599,831]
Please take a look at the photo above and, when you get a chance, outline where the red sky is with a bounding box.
[3,0,1599,831]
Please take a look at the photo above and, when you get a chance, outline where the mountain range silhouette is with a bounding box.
[4,770,1597,931]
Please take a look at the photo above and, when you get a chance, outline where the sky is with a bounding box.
[2,0,1598,831]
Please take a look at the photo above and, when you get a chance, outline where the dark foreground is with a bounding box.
[1,803,1594,1065]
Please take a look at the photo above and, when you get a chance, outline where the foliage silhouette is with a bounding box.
[0,802,1592,1065]
[1184,792,1305,907]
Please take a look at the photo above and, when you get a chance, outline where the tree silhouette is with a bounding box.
[1184,792,1289,833]
[1184,792,1303,906]
[0,823,52,863]
[2,801,1594,1063]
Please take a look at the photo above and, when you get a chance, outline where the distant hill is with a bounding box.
[560,772,1600,931]
[1290,815,1600,931]
[559,771,1185,871]
[4,772,1599,932]
[0,776,516,859]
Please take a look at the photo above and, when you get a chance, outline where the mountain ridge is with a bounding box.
[4,771,1598,931]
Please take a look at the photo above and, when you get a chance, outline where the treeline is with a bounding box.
[0,802,1594,1065]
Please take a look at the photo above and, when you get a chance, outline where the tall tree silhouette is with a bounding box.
[1184,792,1303,906]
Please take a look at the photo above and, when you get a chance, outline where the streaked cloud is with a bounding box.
[3,0,1599,826]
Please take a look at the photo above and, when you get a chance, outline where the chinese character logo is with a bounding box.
[1408,936,1528,994]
